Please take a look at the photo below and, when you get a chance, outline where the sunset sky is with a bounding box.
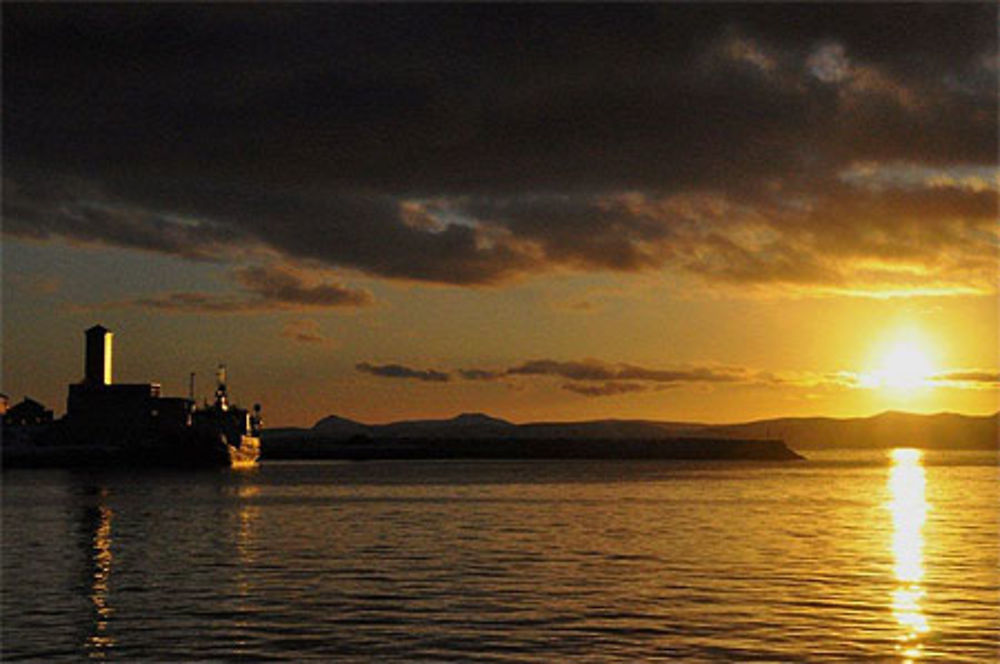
[3,3,997,427]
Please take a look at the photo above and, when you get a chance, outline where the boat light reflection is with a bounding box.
[87,500,115,658]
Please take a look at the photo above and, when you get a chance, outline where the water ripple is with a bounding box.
[2,454,997,661]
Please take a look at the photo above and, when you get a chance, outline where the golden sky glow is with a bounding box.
[860,332,938,391]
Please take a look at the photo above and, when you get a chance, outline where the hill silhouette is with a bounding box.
[266,410,998,451]
[701,410,998,450]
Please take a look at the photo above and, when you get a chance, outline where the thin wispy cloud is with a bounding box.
[506,359,747,384]
[281,319,332,345]
[106,263,373,314]
[356,363,451,383]
[354,357,999,396]
[562,382,654,398]
[930,370,1000,390]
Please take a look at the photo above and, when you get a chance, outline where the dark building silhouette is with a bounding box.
[3,397,54,427]
[3,325,260,468]
[67,325,192,437]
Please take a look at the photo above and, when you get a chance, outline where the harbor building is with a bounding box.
[3,397,54,427]
[84,325,113,385]
[67,325,192,437]
[3,325,261,468]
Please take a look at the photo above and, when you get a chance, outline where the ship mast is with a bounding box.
[214,364,229,411]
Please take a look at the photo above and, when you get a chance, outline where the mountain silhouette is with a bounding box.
[269,410,997,450]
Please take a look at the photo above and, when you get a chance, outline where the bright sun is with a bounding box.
[867,340,935,390]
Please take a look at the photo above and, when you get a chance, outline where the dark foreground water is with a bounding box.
[2,450,998,662]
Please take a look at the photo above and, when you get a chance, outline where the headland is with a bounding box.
[263,413,804,461]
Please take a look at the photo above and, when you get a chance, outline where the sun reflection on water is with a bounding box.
[233,481,261,638]
[888,448,930,662]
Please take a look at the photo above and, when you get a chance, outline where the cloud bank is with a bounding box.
[4,4,997,297]
[355,357,999,397]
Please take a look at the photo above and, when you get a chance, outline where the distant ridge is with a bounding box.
[263,409,802,461]
[702,410,999,450]
[265,410,999,450]
[312,414,370,438]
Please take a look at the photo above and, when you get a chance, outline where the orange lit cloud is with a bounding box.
[355,358,998,398]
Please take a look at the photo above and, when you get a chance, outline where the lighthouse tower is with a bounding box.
[84,325,113,385]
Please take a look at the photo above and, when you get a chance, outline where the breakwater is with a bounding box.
[262,436,804,461]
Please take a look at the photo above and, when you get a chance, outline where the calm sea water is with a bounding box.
[2,450,998,662]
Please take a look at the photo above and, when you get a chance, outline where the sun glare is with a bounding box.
[860,336,937,392]
[880,342,934,389]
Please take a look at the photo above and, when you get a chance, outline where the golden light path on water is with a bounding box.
[88,498,115,658]
[888,448,930,663]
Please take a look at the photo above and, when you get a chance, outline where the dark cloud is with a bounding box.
[618,364,747,383]
[457,369,506,382]
[2,177,238,261]
[234,264,373,308]
[4,4,996,294]
[356,362,450,383]
[110,263,373,313]
[353,358,997,394]
[562,382,651,398]
[281,319,331,345]
[507,359,621,382]
[931,370,1000,388]
[122,292,264,314]
[507,359,746,384]
[361,357,749,388]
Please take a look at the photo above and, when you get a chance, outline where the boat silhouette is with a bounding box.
[3,326,260,469]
